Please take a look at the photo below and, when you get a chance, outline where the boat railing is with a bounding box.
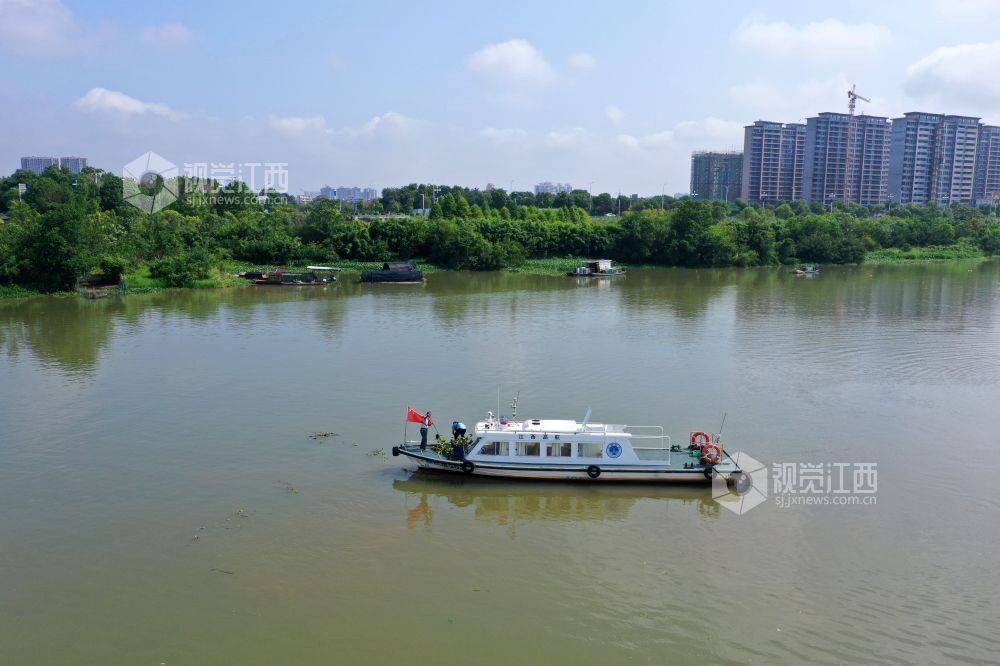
[625,426,671,461]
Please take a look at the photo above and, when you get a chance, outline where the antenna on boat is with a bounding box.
[497,385,502,424]
[717,412,728,443]
[582,407,592,427]
[511,392,519,420]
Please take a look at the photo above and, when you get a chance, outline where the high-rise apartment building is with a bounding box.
[59,156,88,173]
[803,113,891,205]
[20,156,59,175]
[318,185,378,201]
[690,151,743,201]
[889,113,980,205]
[974,124,1000,205]
[741,121,806,203]
[534,181,572,195]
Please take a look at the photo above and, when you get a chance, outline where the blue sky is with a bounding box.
[2,0,999,194]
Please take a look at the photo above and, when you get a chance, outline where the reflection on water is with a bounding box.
[2,261,996,379]
[394,471,719,531]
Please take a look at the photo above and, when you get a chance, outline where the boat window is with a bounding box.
[546,442,572,457]
[578,442,603,458]
[516,441,540,456]
[478,441,509,456]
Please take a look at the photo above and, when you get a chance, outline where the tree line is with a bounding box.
[1,165,998,292]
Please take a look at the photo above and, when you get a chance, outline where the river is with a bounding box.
[2,262,999,664]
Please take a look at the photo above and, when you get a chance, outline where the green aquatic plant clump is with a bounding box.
[864,240,985,263]
[433,432,474,458]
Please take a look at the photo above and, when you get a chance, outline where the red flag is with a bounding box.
[406,406,426,424]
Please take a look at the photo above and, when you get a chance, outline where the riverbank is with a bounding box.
[1,251,994,301]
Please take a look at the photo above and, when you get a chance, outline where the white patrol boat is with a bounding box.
[392,408,750,489]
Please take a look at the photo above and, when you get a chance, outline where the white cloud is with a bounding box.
[269,115,328,134]
[617,134,640,150]
[615,117,742,152]
[605,105,624,125]
[569,52,596,70]
[467,38,555,85]
[641,130,674,148]
[672,116,744,144]
[729,75,896,121]
[481,127,528,145]
[360,111,412,134]
[733,17,891,60]
[142,22,193,49]
[73,87,184,120]
[905,41,1000,109]
[0,0,77,55]
[545,127,588,150]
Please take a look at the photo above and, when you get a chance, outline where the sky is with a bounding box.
[2,0,1000,195]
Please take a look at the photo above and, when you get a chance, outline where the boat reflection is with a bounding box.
[393,469,721,529]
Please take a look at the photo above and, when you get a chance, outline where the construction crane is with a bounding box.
[844,84,871,202]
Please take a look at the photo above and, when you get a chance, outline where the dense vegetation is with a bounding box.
[1,166,998,293]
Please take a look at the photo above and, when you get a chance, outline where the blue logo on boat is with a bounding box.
[606,442,622,458]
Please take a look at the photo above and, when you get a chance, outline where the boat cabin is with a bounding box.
[361,261,424,283]
[589,260,613,273]
[466,417,669,463]
[567,259,624,277]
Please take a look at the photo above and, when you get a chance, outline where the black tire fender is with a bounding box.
[727,471,752,494]
[703,467,716,481]
[462,460,475,474]
[391,446,399,457]
[587,465,601,479]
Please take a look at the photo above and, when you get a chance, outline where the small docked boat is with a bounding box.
[794,264,820,275]
[392,409,749,488]
[252,269,333,286]
[568,259,625,277]
[361,261,424,283]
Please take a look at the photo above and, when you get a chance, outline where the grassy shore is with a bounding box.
[863,242,986,264]
[1,251,995,301]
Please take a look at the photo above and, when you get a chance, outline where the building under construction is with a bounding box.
[803,112,892,206]
[690,151,743,202]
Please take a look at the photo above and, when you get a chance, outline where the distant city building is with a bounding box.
[534,181,572,195]
[803,113,891,205]
[20,156,59,175]
[59,156,88,173]
[741,121,806,204]
[318,186,378,201]
[690,151,743,201]
[974,124,1000,205]
[889,112,980,206]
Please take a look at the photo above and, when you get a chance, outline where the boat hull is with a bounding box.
[396,446,737,483]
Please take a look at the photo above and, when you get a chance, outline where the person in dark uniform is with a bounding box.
[420,411,433,450]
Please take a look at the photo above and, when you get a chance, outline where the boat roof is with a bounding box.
[475,418,628,435]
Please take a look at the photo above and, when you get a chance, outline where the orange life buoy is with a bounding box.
[690,431,712,447]
[701,443,722,465]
